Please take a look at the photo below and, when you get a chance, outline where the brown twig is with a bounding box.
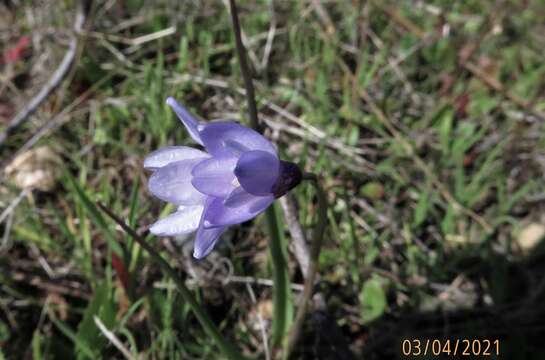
[0,1,86,147]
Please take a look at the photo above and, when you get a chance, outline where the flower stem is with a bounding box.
[228,0,293,351]
[284,174,327,359]
[228,0,261,133]
[265,203,293,348]
[97,202,246,360]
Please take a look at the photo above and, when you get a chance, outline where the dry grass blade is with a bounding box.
[93,316,137,360]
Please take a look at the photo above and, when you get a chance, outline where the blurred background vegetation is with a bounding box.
[1,0,545,358]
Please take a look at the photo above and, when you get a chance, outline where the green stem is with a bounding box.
[266,203,292,348]
[228,0,293,350]
[97,202,245,360]
[228,0,261,133]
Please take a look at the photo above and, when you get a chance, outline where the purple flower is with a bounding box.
[144,97,302,259]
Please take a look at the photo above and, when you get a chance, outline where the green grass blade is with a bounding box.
[266,203,294,348]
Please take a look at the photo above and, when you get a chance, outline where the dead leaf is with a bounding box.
[5,146,62,191]
[247,299,273,332]
[513,223,545,255]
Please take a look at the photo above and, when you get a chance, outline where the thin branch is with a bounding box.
[228,0,261,132]
[285,174,327,359]
[0,2,86,147]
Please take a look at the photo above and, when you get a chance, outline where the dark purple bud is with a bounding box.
[271,160,302,198]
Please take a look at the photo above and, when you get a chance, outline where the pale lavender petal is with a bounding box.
[166,97,204,145]
[149,205,204,236]
[234,150,280,196]
[144,146,208,171]
[193,225,226,259]
[223,187,254,208]
[190,156,238,197]
[223,139,250,157]
[200,122,277,157]
[148,159,206,205]
[202,191,274,228]
[193,198,226,259]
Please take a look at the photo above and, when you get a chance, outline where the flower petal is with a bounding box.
[144,146,208,171]
[166,97,204,145]
[193,225,226,259]
[149,205,204,236]
[193,198,226,259]
[234,150,280,196]
[190,156,238,197]
[202,190,274,228]
[223,186,255,208]
[148,159,206,205]
[200,122,277,157]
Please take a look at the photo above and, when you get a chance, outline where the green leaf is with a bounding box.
[0,319,9,343]
[439,109,453,155]
[360,181,384,201]
[413,188,430,228]
[441,206,456,235]
[359,277,387,324]
[32,330,42,360]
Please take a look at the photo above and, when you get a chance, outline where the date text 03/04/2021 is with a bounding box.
[401,339,500,357]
